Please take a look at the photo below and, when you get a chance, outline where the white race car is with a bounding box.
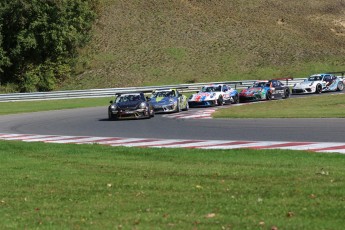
[292,73,344,94]
[188,84,239,107]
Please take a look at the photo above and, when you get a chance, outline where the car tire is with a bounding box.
[108,109,116,120]
[217,96,223,106]
[337,82,344,91]
[283,88,290,99]
[233,94,239,104]
[266,91,272,100]
[177,102,181,112]
[315,84,322,94]
[183,102,189,111]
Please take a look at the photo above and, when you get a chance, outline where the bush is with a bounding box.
[0,0,98,92]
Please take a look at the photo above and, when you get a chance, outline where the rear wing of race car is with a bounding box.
[272,77,294,85]
[222,81,243,89]
[153,86,189,92]
[114,89,153,96]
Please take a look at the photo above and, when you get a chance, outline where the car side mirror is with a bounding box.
[110,100,113,104]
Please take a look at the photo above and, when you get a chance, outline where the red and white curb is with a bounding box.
[1,133,345,154]
[162,103,250,119]
[162,108,216,119]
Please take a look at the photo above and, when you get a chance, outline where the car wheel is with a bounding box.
[176,102,181,112]
[217,96,223,106]
[233,94,239,104]
[315,84,322,94]
[337,82,344,91]
[266,91,272,100]
[283,88,290,99]
[183,102,189,111]
[108,109,115,120]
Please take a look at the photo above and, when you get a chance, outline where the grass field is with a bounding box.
[0,97,111,115]
[1,140,345,229]
[214,93,345,118]
[58,0,345,90]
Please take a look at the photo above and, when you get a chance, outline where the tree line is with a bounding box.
[0,0,99,92]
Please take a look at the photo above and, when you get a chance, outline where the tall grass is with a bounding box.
[60,0,345,90]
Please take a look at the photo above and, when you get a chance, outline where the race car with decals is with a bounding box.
[239,79,290,102]
[188,84,239,107]
[149,88,189,113]
[292,73,344,94]
[108,92,154,120]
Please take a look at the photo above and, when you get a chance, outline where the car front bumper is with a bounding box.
[188,100,216,107]
[153,104,177,113]
[110,108,150,119]
[291,88,314,94]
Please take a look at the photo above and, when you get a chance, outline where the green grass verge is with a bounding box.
[0,97,112,115]
[214,93,345,118]
[1,140,345,229]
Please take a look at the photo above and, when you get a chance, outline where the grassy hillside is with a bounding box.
[60,0,345,90]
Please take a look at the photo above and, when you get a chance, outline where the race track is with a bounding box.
[0,104,345,143]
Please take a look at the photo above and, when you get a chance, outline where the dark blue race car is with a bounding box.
[108,92,154,120]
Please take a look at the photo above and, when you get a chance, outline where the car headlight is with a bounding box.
[139,102,146,109]
[309,82,314,86]
[169,98,174,103]
[210,93,216,98]
[293,84,296,87]
[110,105,116,110]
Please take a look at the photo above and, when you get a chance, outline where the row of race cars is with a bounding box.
[108,72,345,120]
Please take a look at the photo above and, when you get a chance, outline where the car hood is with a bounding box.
[295,81,319,87]
[190,92,217,101]
[151,97,176,104]
[116,101,143,109]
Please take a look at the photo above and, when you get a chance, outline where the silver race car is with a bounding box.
[150,88,189,113]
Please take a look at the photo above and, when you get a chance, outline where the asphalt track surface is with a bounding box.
[0,92,345,143]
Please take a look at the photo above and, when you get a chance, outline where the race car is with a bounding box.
[239,79,290,102]
[188,84,239,107]
[149,88,189,113]
[292,73,344,94]
[108,92,154,120]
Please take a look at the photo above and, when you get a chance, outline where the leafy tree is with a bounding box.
[0,0,98,92]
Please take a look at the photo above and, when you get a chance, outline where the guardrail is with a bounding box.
[0,78,306,102]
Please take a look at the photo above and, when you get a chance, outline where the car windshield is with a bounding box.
[307,76,323,81]
[152,91,174,98]
[201,86,221,92]
[116,94,142,103]
[252,82,268,87]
